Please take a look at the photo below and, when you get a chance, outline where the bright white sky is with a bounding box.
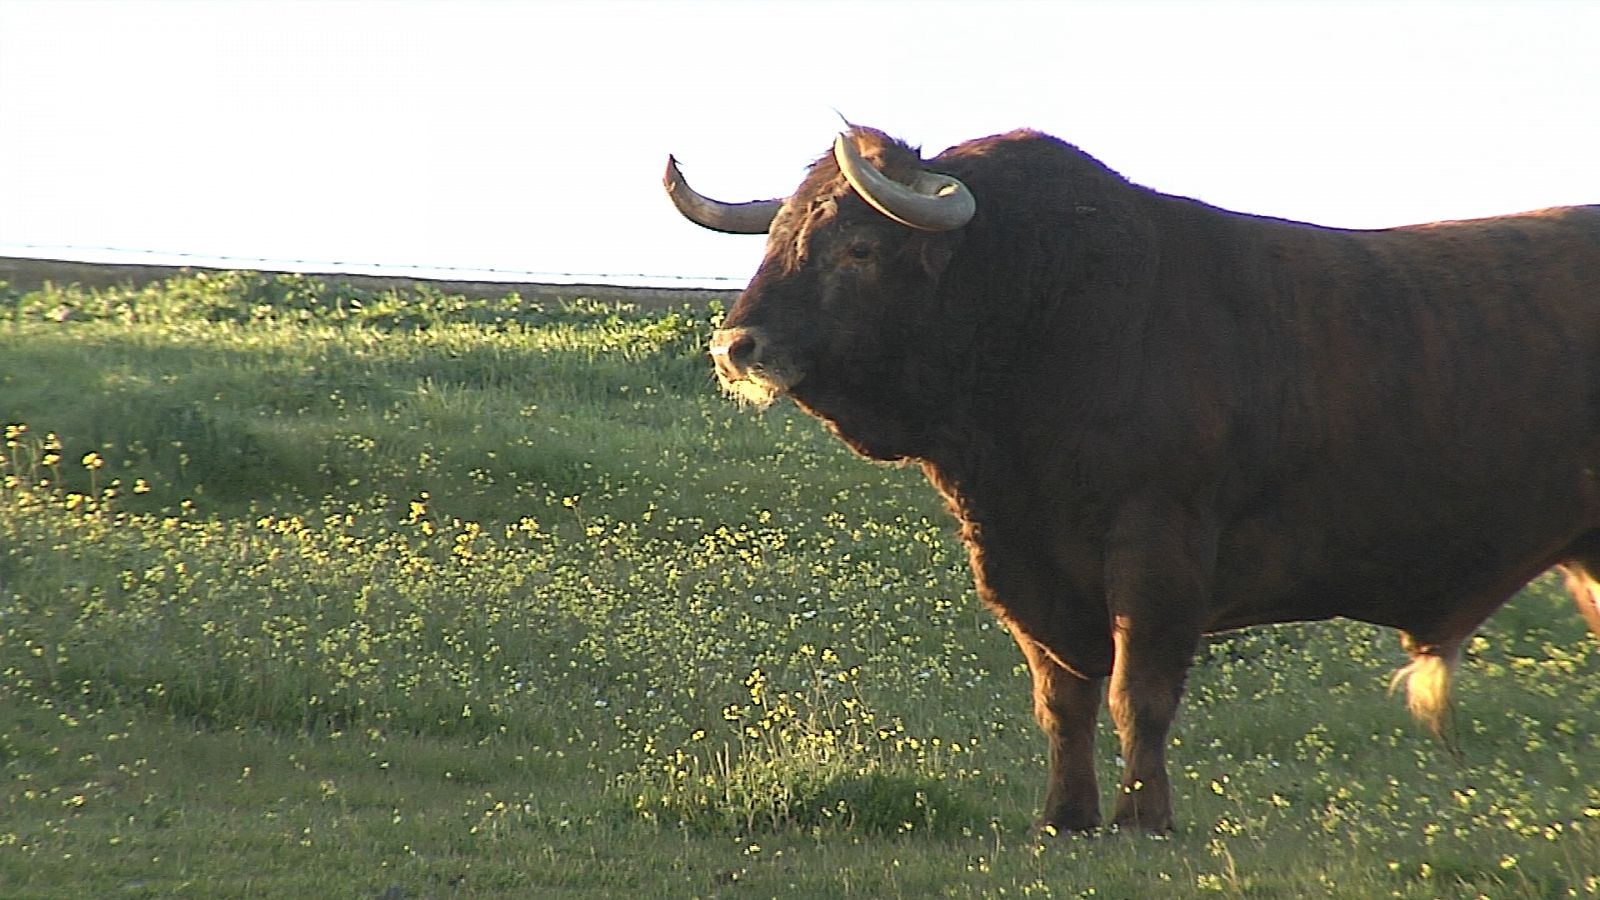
[1,0,1597,287]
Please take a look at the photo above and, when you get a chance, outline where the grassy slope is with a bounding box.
[1,273,1596,898]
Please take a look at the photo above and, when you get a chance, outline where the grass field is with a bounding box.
[2,272,1597,898]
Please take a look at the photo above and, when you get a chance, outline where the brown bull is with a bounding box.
[664,125,1600,833]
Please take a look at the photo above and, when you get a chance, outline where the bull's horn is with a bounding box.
[663,156,781,234]
[832,134,975,232]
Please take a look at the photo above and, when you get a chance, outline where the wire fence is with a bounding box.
[0,242,746,289]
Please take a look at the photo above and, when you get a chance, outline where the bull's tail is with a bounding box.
[1388,645,1460,745]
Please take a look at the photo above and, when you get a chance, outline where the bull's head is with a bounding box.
[665,127,976,458]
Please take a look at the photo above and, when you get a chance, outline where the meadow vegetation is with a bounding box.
[1,272,1597,897]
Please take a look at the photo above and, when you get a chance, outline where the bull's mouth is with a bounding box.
[713,358,803,408]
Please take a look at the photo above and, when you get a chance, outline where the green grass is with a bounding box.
[2,272,1598,897]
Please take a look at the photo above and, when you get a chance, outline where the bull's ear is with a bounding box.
[833,133,976,232]
[914,234,960,279]
[663,156,782,235]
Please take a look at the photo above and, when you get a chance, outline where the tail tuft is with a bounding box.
[1388,650,1458,738]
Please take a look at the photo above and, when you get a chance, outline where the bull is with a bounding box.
[664,125,1600,833]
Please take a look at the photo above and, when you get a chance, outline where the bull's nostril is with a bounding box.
[711,329,761,379]
[724,332,756,366]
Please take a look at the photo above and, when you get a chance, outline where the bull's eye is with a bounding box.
[846,242,874,261]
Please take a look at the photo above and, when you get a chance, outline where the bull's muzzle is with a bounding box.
[708,326,794,406]
[709,327,763,383]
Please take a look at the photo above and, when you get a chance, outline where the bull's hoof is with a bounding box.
[1112,785,1175,834]
[1031,814,1101,838]
[1109,812,1175,834]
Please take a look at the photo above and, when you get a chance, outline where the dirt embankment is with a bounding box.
[0,256,740,309]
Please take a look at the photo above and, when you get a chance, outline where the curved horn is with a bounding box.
[832,134,976,232]
[663,155,781,234]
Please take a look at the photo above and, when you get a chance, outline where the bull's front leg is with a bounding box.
[963,521,1112,834]
[1106,621,1195,831]
[1015,636,1105,832]
[1104,502,1210,832]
